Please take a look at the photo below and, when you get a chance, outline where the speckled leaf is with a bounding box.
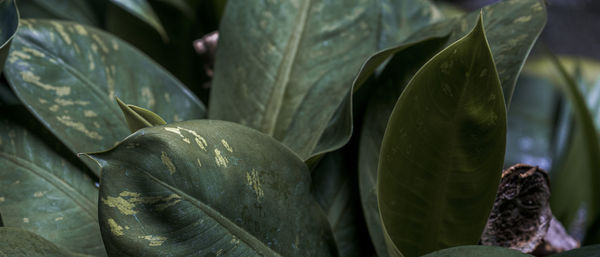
[406,0,547,106]
[0,117,105,256]
[109,0,168,41]
[548,244,600,257]
[377,0,443,49]
[90,120,336,257]
[4,19,206,175]
[116,97,166,133]
[0,227,94,257]
[16,0,99,26]
[0,0,18,75]
[421,245,532,257]
[209,0,378,160]
[377,16,506,257]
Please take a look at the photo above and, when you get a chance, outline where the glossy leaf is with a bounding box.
[109,0,168,41]
[407,0,546,106]
[17,0,99,26]
[377,16,506,257]
[209,0,379,160]
[377,0,443,49]
[312,150,369,257]
[0,116,104,256]
[4,19,206,175]
[0,227,94,257]
[548,245,600,257]
[0,0,18,74]
[421,245,532,257]
[116,97,166,133]
[90,120,336,257]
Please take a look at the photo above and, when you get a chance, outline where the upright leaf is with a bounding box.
[109,0,168,41]
[4,19,206,175]
[91,120,337,257]
[0,116,105,256]
[0,0,18,74]
[421,245,531,257]
[116,97,166,133]
[209,0,378,160]
[377,16,506,257]
[0,227,94,257]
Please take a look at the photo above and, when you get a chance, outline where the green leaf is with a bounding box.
[0,115,105,256]
[116,97,166,133]
[0,0,18,75]
[548,245,600,257]
[377,0,443,49]
[209,0,379,160]
[109,0,168,42]
[17,0,99,26]
[377,15,506,257]
[90,120,337,257]
[312,150,368,257]
[0,227,94,257]
[407,0,547,106]
[4,19,206,176]
[421,245,532,257]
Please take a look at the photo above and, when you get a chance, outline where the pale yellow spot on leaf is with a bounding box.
[74,24,87,35]
[0,196,5,202]
[111,39,119,51]
[138,235,167,246]
[38,98,48,104]
[54,217,64,221]
[56,116,102,140]
[92,34,109,53]
[161,151,176,175]
[23,218,29,223]
[20,71,71,96]
[84,110,98,117]
[164,126,207,151]
[514,15,532,23]
[88,52,95,70]
[33,191,48,198]
[51,21,71,45]
[108,218,124,236]
[49,105,59,112]
[141,87,155,108]
[221,139,233,152]
[196,158,202,167]
[8,50,31,63]
[214,149,228,168]
[22,47,45,58]
[55,98,90,106]
[246,169,264,202]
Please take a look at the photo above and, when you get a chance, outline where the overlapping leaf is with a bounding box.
[90,120,336,256]
[4,19,206,175]
[0,115,104,256]
[548,244,600,257]
[209,0,379,160]
[16,0,99,26]
[421,245,531,257]
[377,0,443,49]
[377,16,506,257]
[0,0,18,74]
[0,227,94,257]
[109,0,167,41]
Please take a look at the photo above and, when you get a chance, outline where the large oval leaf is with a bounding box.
[209,0,378,160]
[0,0,18,74]
[0,113,104,256]
[0,227,94,257]
[422,245,532,257]
[377,16,506,257]
[90,120,336,256]
[4,19,206,175]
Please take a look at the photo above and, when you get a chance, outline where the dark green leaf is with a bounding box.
[209,0,378,160]
[0,227,94,257]
[377,16,506,257]
[407,0,547,105]
[17,0,99,26]
[4,19,206,175]
[0,116,104,256]
[116,97,166,133]
[90,120,336,257]
[109,0,168,41]
[548,245,600,257]
[421,245,532,257]
[0,0,18,75]
[312,150,369,257]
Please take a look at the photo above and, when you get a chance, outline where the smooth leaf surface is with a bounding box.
[421,245,532,257]
[0,227,93,257]
[407,0,546,105]
[312,150,369,257]
[4,19,206,175]
[377,16,506,257]
[17,0,99,26]
[109,0,168,41]
[358,37,448,257]
[116,97,166,133]
[377,0,443,49]
[209,0,378,160]
[0,116,104,256]
[0,0,18,74]
[92,120,336,257]
[548,245,600,257]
